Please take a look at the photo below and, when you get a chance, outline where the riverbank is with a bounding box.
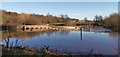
[2,45,66,56]
[2,45,63,56]
[2,45,113,57]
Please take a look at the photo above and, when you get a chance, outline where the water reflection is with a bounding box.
[1,30,119,55]
[2,31,49,40]
[109,32,119,38]
[1,30,71,40]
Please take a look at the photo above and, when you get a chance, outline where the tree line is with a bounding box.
[1,10,79,26]
[103,13,119,32]
[93,13,119,32]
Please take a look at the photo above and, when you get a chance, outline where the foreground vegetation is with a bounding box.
[2,45,109,57]
[2,45,60,55]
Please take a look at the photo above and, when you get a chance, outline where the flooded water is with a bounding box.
[1,30,119,55]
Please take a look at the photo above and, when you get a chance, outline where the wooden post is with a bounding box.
[80,28,83,40]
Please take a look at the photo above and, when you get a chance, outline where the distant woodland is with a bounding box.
[0,10,119,32]
[93,13,119,32]
[1,10,79,26]
[103,13,119,32]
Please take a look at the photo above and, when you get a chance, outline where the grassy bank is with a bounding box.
[2,45,61,55]
[1,45,110,57]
